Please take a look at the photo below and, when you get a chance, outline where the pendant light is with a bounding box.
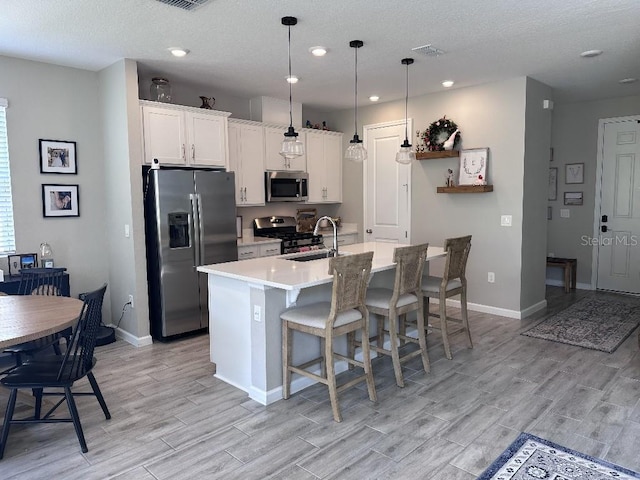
[345,40,367,162]
[279,16,304,160]
[395,58,416,165]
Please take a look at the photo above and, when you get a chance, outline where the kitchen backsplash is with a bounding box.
[237,204,341,229]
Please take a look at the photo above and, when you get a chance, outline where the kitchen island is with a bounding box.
[197,242,445,405]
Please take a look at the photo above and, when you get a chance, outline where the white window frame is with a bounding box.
[0,98,17,255]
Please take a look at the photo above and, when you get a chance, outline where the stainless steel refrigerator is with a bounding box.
[143,167,237,341]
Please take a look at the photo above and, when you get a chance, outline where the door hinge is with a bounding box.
[405,231,408,238]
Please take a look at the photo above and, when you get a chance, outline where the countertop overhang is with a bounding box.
[198,242,446,291]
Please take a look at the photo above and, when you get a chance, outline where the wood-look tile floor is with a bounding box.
[1,286,639,479]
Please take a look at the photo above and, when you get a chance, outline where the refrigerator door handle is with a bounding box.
[190,194,201,269]
[196,194,205,266]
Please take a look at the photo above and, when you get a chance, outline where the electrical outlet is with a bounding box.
[560,209,570,218]
[128,294,134,308]
[488,272,495,283]
[253,305,261,322]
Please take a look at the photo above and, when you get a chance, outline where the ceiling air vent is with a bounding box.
[154,0,212,11]
[411,44,445,57]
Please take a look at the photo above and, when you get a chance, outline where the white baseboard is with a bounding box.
[112,326,153,347]
[428,297,546,320]
[545,279,594,291]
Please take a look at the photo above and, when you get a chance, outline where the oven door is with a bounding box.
[266,171,309,202]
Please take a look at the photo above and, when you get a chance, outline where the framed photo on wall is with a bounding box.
[565,163,584,184]
[564,191,583,206]
[39,139,77,174]
[42,184,80,217]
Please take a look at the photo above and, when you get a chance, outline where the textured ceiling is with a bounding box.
[0,0,639,111]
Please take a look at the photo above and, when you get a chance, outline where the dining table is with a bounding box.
[0,295,83,349]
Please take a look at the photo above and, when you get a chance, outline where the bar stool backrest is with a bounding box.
[392,243,430,300]
[443,236,472,284]
[327,251,374,323]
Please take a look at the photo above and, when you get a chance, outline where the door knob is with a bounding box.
[366,229,372,234]
[601,215,608,222]
[601,225,608,233]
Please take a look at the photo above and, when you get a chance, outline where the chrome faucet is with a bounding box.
[313,216,338,257]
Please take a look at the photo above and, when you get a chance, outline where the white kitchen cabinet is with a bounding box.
[264,126,306,172]
[337,232,358,246]
[228,120,265,206]
[237,241,281,260]
[305,130,343,203]
[141,101,230,168]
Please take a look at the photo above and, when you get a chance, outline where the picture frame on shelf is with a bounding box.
[42,259,55,268]
[39,139,77,174]
[19,253,38,270]
[565,163,584,184]
[42,184,80,217]
[564,191,583,206]
[7,255,21,276]
[458,148,488,185]
[548,167,558,201]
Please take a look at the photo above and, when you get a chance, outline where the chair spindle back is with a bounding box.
[18,268,66,296]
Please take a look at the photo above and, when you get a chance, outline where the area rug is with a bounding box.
[521,294,640,353]
[477,432,640,479]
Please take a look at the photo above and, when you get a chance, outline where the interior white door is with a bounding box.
[363,120,412,243]
[596,118,640,293]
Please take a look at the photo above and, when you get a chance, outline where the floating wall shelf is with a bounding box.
[416,150,459,160]
[437,185,494,194]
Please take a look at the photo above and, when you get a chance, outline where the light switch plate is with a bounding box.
[560,209,570,218]
[500,215,512,227]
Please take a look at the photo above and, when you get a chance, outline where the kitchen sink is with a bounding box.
[284,251,349,262]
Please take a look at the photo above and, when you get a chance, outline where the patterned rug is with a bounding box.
[477,433,640,479]
[521,294,640,353]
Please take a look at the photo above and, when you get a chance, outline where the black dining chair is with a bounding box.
[2,268,71,368]
[0,284,110,459]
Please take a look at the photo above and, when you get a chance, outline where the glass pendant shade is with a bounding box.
[395,140,416,164]
[396,57,415,165]
[345,40,367,162]
[280,16,304,159]
[345,134,367,162]
[280,127,305,159]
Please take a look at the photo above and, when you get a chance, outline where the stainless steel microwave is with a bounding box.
[265,171,308,202]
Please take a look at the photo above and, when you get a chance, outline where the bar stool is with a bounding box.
[422,235,473,360]
[281,251,376,422]
[364,244,431,388]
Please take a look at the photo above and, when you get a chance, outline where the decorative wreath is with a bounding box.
[422,116,459,151]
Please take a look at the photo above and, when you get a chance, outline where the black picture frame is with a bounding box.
[42,184,80,217]
[39,139,77,174]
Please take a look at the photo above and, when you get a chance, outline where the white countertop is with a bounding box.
[198,242,446,291]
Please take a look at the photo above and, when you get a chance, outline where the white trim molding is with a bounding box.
[113,326,153,347]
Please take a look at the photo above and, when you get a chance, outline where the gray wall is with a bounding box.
[0,55,111,319]
[521,78,553,309]
[324,77,532,314]
[548,94,640,285]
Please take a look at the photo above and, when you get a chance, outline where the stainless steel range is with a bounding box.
[253,216,324,254]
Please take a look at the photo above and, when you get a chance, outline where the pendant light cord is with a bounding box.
[288,24,293,129]
[404,61,409,142]
[354,46,358,136]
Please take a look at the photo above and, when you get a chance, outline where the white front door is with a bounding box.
[596,117,640,293]
[363,120,412,243]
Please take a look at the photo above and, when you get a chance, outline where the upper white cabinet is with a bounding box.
[264,126,306,172]
[141,101,230,168]
[305,130,343,203]
[228,119,265,206]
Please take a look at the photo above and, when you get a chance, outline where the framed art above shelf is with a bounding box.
[437,185,494,193]
[416,150,459,160]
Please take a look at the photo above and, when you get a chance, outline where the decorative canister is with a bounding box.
[150,77,172,103]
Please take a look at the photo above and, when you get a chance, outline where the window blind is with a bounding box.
[0,98,16,255]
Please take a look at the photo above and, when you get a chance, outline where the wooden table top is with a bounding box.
[0,295,83,349]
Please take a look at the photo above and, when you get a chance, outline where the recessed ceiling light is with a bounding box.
[169,48,190,57]
[619,77,638,84]
[286,75,299,84]
[580,49,602,58]
[369,95,379,102]
[309,46,327,57]
[442,80,454,88]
